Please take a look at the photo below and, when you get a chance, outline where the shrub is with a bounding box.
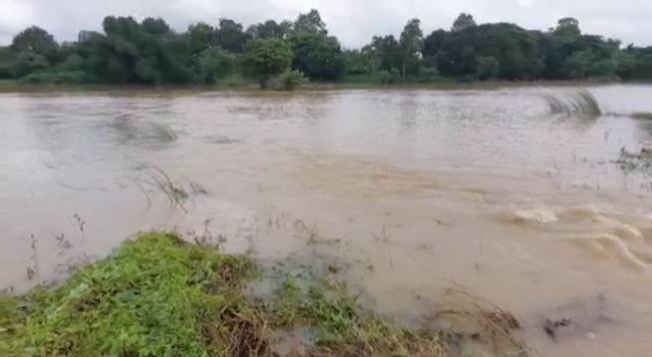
[269,69,309,91]
[219,73,246,88]
[377,70,392,85]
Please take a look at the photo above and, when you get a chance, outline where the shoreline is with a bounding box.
[0,232,530,357]
[0,79,634,94]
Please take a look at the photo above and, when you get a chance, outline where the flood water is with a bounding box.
[1,85,652,357]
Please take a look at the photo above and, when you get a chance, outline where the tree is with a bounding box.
[242,38,293,88]
[13,52,50,78]
[187,23,217,54]
[289,31,345,80]
[247,20,291,39]
[343,48,379,75]
[399,19,423,80]
[197,47,237,83]
[59,53,84,71]
[562,51,590,79]
[3,10,652,86]
[452,13,476,32]
[0,47,17,79]
[370,35,402,72]
[476,56,499,80]
[215,19,250,53]
[555,17,581,36]
[156,34,195,84]
[141,18,172,36]
[11,26,59,62]
[615,51,637,79]
[294,9,327,34]
[635,54,652,79]
[588,58,616,78]
[102,16,140,39]
[423,29,447,61]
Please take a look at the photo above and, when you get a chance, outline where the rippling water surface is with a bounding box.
[1,85,652,357]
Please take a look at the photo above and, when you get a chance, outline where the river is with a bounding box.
[1,85,651,357]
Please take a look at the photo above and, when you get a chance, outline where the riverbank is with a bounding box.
[0,232,529,357]
[0,77,627,94]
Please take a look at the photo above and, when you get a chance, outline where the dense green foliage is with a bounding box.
[1,10,651,87]
[0,232,526,357]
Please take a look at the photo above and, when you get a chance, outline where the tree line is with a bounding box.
[1,10,651,88]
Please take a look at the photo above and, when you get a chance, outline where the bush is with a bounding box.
[269,69,309,91]
[377,70,392,85]
[219,73,246,88]
[390,68,402,83]
[375,69,402,85]
[476,56,499,81]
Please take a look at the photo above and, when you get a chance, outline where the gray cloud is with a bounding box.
[0,0,650,47]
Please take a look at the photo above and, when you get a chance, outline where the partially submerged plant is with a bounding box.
[135,165,209,211]
[25,235,40,282]
[572,90,602,117]
[542,89,602,118]
[542,93,569,116]
[427,286,530,356]
[615,147,652,174]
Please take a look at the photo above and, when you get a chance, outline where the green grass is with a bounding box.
[0,233,259,357]
[0,232,529,357]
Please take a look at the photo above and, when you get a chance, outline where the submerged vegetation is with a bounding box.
[1,9,652,89]
[616,147,652,174]
[134,165,209,211]
[542,89,602,117]
[0,233,530,357]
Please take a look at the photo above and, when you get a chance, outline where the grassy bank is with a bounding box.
[0,233,529,357]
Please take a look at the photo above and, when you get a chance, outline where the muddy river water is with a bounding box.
[1,85,652,356]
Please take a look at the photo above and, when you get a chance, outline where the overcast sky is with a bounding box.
[1,0,651,48]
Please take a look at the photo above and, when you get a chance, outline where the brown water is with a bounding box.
[1,86,652,357]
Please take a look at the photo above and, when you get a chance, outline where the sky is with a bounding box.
[1,0,651,48]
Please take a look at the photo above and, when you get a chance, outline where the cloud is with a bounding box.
[0,0,650,47]
[0,0,36,43]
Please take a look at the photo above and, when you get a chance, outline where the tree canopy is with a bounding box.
[242,38,293,87]
[1,10,651,87]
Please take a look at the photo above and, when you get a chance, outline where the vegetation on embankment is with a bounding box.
[0,232,529,357]
[2,8,652,89]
